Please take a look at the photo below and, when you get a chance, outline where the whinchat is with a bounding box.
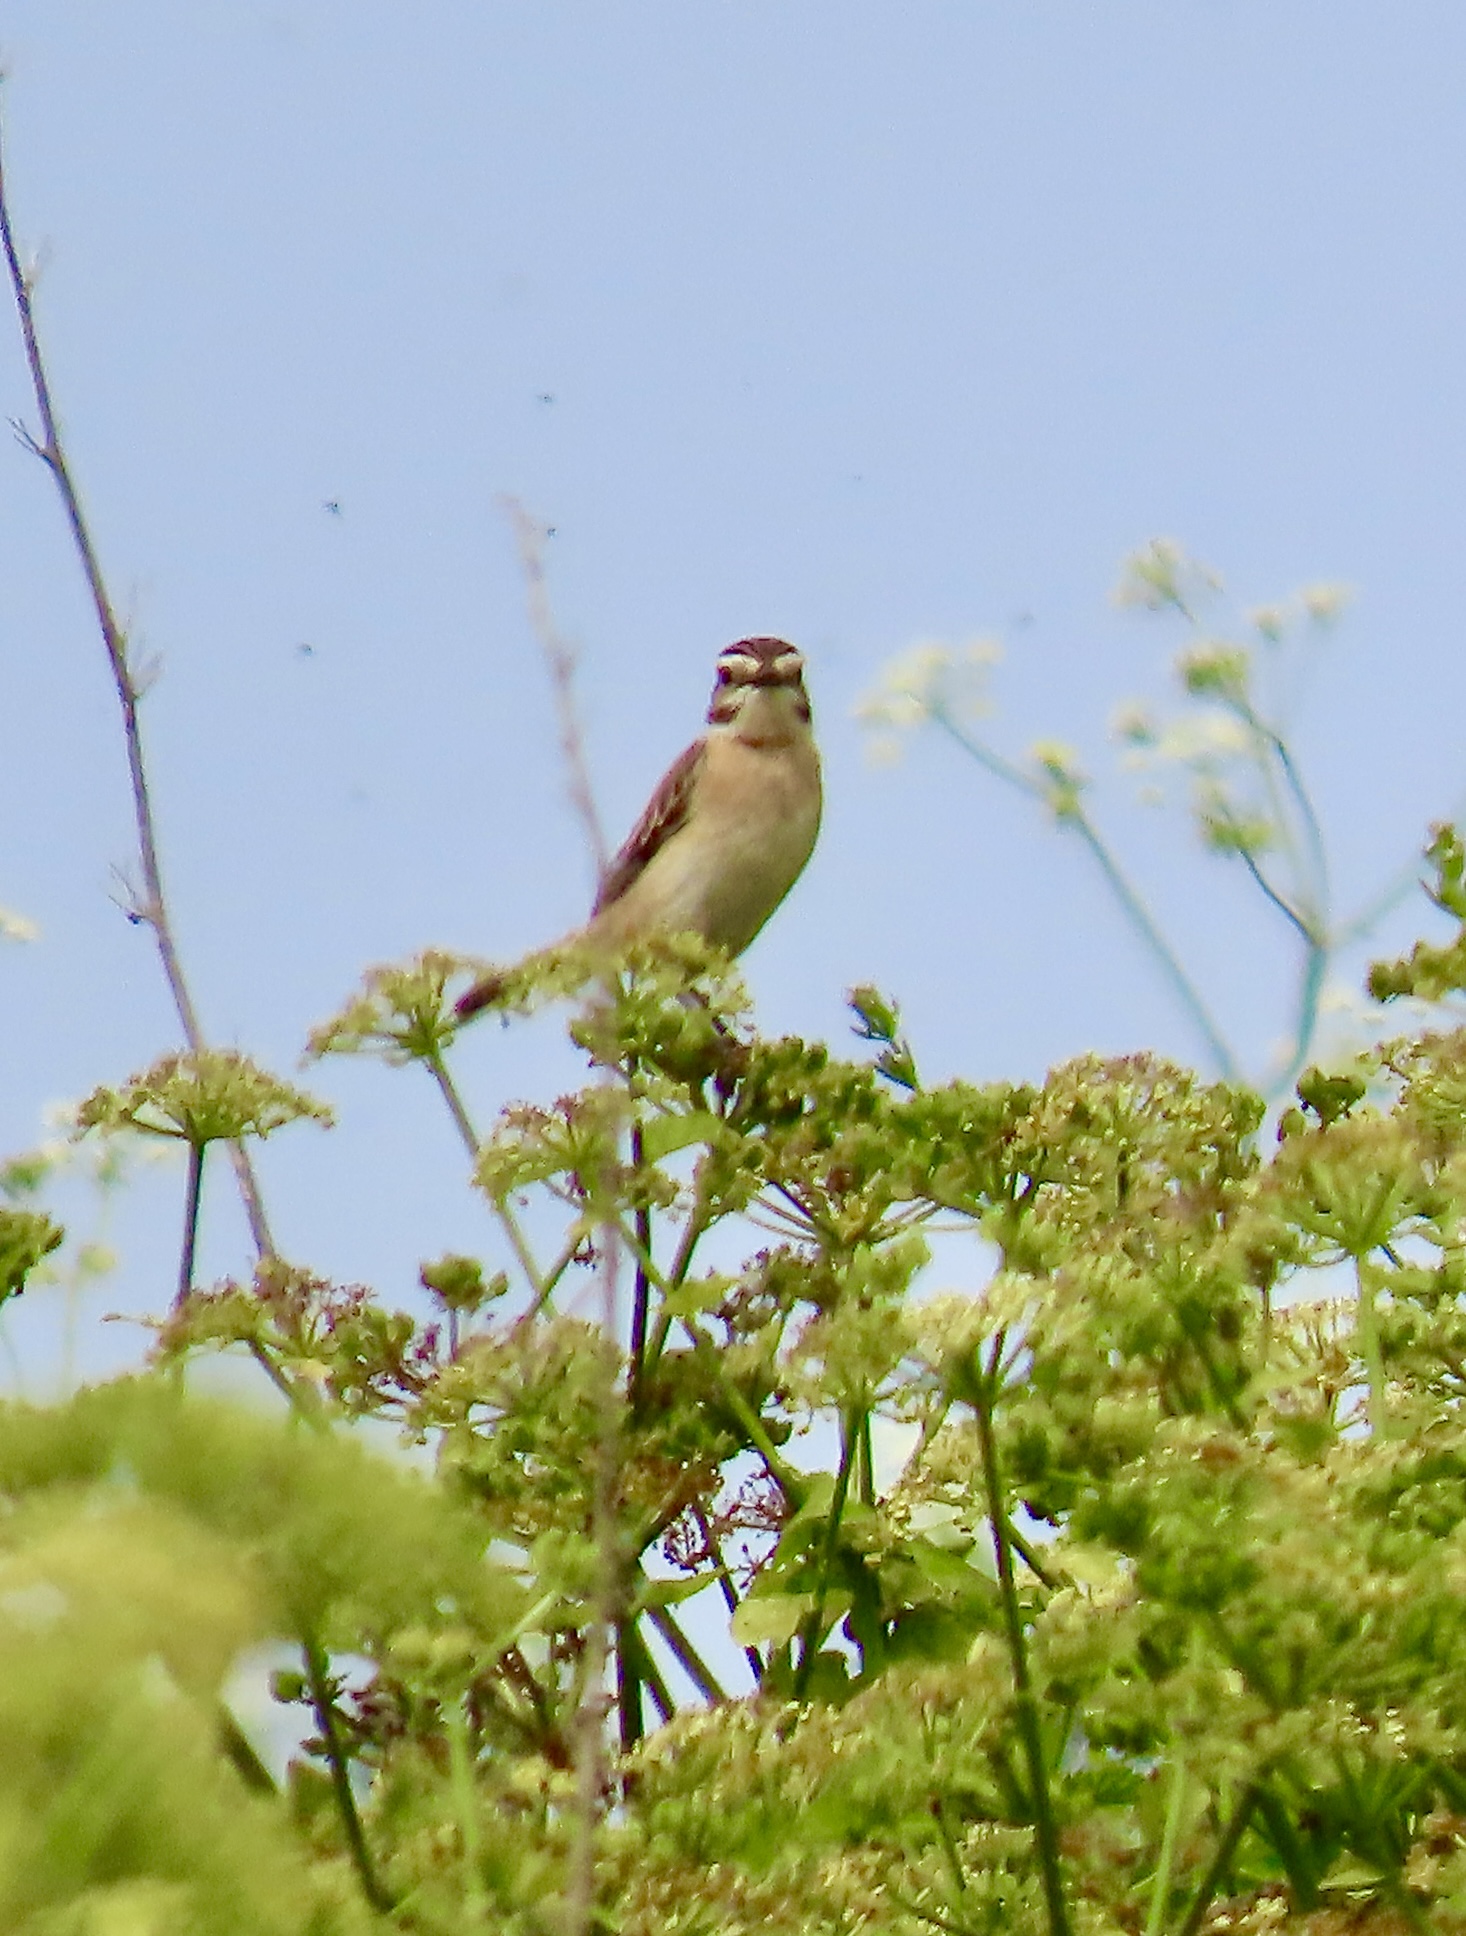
[456,636,821,1019]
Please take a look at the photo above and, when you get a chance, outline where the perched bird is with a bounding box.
[456,636,821,1019]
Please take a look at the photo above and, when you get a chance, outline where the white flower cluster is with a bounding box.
[855,636,1002,765]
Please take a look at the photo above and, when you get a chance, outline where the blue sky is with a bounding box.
[3,3,1466,1381]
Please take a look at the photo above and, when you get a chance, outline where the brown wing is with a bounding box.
[592,737,705,915]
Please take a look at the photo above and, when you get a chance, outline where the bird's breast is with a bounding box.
[596,731,820,957]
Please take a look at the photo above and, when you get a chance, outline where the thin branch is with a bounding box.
[0,101,274,1259]
[1068,812,1238,1081]
[793,1404,861,1702]
[932,709,1048,800]
[493,1197,552,1310]
[215,1700,277,1796]
[621,1612,675,1726]
[615,1616,644,1754]
[1254,707,1331,916]
[245,1336,327,1427]
[628,1125,652,1411]
[1273,934,1328,1099]
[501,495,609,882]
[1230,843,1330,1091]
[1335,786,1466,944]
[1006,1517,1059,1595]
[692,1498,763,1683]
[301,1632,393,1915]
[932,706,1237,1079]
[425,1048,481,1160]
[678,1314,805,1504]
[176,1142,205,1308]
[563,1219,622,1936]
[643,1600,729,1706]
[971,1341,1071,1936]
[1235,845,1316,948]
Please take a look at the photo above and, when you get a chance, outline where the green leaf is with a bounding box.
[730,1591,815,1648]
[639,1111,724,1162]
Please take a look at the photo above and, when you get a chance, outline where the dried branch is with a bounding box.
[497,493,628,1923]
[0,92,274,1257]
[500,496,610,882]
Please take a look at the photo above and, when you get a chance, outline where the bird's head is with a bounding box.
[706,637,812,743]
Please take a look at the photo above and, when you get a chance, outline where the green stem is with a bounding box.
[793,1405,861,1703]
[641,1200,711,1383]
[1175,1783,1259,1936]
[643,1601,728,1705]
[932,1793,969,1904]
[426,1050,480,1160]
[857,1410,875,1507]
[622,1613,675,1724]
[244,1337,327,1428]
[680,1318,805,1505]
[301,1633,392,1915]
[1354,1253,1389,1437]
[444,1700,492,1929]
[615,1615,644,1752]
[1069,811,1238,1081]
[1253,1786,1319,1909]
[215,1701,276,1794]
[1272,935,1328,1099]
[1236,844,1315,947]
[933,707,1236,1077]
[1263,713,1331,914]
[628,1126,652,1411]
[692,1500,763,1683]
[932,710,1047,798]
[494,1198,551,1311]
[176,1141,205,1308]
[971,1358,1070,1936]
[1006,1519,1059,1594]
[1334,786,1466,945]
[1144,1752,1188,1936]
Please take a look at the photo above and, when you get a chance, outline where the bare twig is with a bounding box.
[501,496,610,883]
[0,97,274,1258]
[498,498,629,1925]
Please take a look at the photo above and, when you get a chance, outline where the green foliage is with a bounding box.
[20,925,1466,1931]
[0,1378,535,1932]
[0,1203,62,1301]
[1370,824,1466,1003]
[16,587,1466,1928]
[76,1051,333,1149]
